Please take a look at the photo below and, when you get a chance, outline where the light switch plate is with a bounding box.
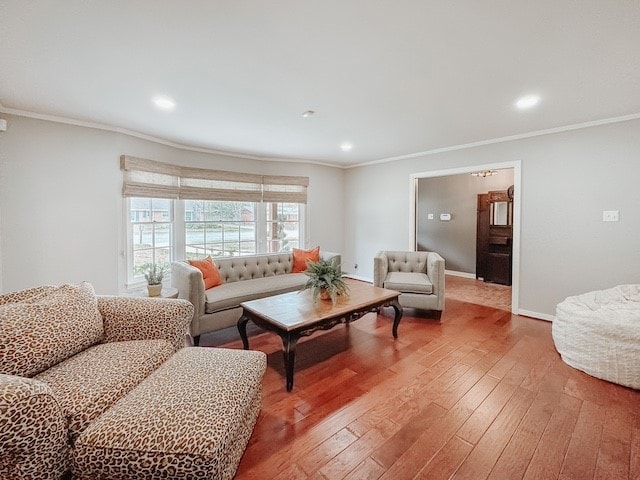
[603,210,619,222]
[440,213,451,221]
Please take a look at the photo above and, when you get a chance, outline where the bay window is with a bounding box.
[121,156,308,286]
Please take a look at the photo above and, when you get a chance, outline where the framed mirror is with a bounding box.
[491,201,509,226]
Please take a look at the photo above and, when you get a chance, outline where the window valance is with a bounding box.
[120,156,308,203]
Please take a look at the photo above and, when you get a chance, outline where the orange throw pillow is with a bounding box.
[188,256,223,289]
[292,246,320,273]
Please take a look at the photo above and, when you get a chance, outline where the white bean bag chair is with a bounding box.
[553,285,640,389]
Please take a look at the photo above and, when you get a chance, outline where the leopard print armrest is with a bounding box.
[0,374,70,480]
[97,296,193,351]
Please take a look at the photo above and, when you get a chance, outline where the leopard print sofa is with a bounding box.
[0,282,267,479]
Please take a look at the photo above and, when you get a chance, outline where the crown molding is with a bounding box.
[347,112,640,169]
[0,106,339,169]
[2,104,639,171]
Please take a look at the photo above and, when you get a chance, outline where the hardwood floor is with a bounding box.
[204,291,639,480]
[445,274,512,312]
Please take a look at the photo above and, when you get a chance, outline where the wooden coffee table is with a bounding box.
[237,278,402,391]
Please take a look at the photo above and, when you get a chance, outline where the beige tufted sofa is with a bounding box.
[172,251,341,345]
[374,250,445,318]
[0,282,266,480]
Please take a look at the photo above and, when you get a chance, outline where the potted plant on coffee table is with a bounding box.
[139,263,166,297]
[300,259,349,305]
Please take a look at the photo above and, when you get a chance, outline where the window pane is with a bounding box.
[223,223,240,248]
[151,199,171,221]
[133,224,153,250]
[131,198,152,223]
[206,243,224,257]
[133,249,153,272]
[206,223,222,245]
[225,242,240,256]
[128,197,174,285]
[154,224,171,248]
[240,222,255,242]
[266,202,300,253]
[185,222,204,245]
[155,247,171,265]
[240,241,256,255]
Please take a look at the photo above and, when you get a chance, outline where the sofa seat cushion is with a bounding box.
[0,282,103,378]
[73,347,267,480]
[205,273,307,313]
[384,272,433,294]
[35,339,174,442]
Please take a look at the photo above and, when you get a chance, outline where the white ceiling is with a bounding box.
[1,1,639,167]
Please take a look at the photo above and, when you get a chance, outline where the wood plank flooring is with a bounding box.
[202,283,639,480]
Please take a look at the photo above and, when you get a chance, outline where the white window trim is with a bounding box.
[125,198,175,289]
[124,200,307,290]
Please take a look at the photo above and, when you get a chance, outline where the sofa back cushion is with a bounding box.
[213,253,294,284]
[386,251,429,274]
[0,282,104,377]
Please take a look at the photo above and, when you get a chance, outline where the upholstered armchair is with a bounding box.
[374,250,445,318]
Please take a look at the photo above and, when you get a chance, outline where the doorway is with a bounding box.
[409,161,521,314]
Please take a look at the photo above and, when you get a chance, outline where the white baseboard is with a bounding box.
[445,269,476,279]
[518,309,554,322]
[343,273,373,283]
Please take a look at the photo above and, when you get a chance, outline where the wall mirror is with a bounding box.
[491,201,509,226]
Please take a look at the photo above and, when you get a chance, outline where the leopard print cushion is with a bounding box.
[0,282,103,377]
[73,347,267,480]
[0,373,69,480]
[97,296,193,352]
[36,339,174,443]
[0,285,57,305]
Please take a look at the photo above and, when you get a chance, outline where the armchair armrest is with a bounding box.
[373,251,389,288]
[426,252,446,310]
[0,374,69,479]
[97,296,193,351]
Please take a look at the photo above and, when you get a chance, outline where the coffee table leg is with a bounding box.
[280,333,299,392]
[238,315,250,350]
[390,299,403,338]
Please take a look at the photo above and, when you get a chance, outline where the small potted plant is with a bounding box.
[300,259,349,305]
[138,263,166,297]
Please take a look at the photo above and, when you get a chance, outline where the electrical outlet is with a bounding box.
[427,213,434,220]
[603,210,619,222]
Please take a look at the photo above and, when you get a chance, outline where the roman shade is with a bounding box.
[262,175,309,204]
[121,156,181,199]
[121,156,308,204]
[179,166,263,202]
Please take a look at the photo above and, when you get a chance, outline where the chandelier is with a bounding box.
[471,170,498,178]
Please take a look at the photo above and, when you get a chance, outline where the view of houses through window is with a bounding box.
[129,198,173,276]
[128,198,302,284]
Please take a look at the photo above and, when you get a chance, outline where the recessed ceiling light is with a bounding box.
[152,95,176,111]
[301,110,315,118]
[340,142,353,152]
[515,94,540,110]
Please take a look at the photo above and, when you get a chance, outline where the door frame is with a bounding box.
[409,160,522,314]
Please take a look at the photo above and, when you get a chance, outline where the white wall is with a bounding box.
[3,113,639,318]
[0,114,344,294]
[344,119,640,318]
